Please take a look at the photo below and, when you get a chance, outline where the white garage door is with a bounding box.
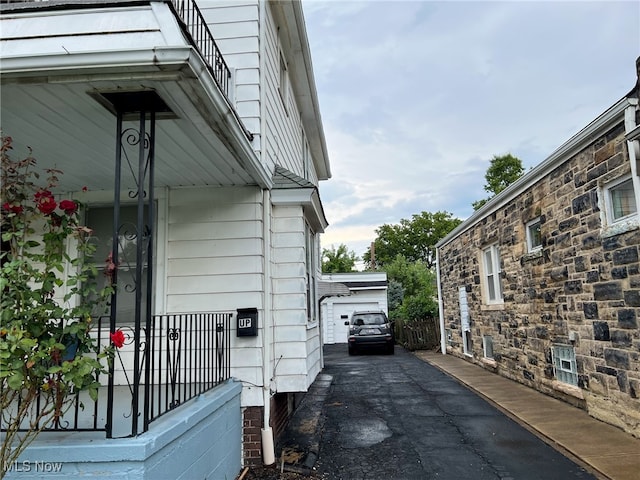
[332,303,379,343]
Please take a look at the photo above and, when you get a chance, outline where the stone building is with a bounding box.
[436,58,640,438]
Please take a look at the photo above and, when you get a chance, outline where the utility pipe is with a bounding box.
[258,0,275,465]
[435,248,447,355]
[624,98,639,214]
[261,189,275,465]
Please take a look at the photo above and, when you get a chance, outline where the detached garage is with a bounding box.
[320,272,388,344]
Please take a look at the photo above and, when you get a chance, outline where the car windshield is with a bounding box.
[352,314,386,326]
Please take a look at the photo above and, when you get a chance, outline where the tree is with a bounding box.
[383,255,438,322]
[322,243,358,273]
[472,153,525,210]
[363,211,462,269]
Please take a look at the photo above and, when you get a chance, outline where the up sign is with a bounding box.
[236,308,258,337]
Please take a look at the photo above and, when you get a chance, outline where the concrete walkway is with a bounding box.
[415,351,640,480]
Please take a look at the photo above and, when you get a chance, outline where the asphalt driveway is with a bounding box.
[313,344,596,480]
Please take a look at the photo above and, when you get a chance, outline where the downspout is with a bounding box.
[259,1,275,464]
[624,98,639,211]
[261,188,275,465]
[436,247,447,355]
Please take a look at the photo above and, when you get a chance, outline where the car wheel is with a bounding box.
[387,344,395,355]
[348,345,355,355]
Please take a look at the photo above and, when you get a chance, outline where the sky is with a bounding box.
[301,0,640,264]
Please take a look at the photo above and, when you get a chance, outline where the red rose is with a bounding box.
[2,202,23,214]
[59,199,78,215]
[35,190,53,200]
[35,190,57,215]
[110,330,126,348]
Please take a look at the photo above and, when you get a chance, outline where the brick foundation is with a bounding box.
[242,406,263,466]
[242,393,302,466]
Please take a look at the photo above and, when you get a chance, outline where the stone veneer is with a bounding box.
[439,116,640,437]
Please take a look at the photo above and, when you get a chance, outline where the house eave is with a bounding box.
[271,187,329,233]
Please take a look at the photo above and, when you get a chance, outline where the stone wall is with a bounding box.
[439,117,640,437]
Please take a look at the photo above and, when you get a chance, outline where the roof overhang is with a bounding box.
[318,280,351,300]
[0,1,272,192]
[271,187,329,233]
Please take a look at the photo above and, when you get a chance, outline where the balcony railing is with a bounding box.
[169,0,231,101]
[1,312,232,438]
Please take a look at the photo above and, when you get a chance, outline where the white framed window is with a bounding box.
[278,50,289,114]
[604,176,637,224]
[483,335,494,359]
[305,223,317,323]
[86,204,154,324]
[482,245,503,304]
[552,344,578,386]
[526,217,542,252]
[462,330,472,356]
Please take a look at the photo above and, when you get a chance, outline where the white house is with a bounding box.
[0,0,330,476]
[321,272,389,344]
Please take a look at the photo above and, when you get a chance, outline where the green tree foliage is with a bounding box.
[386,279,404,313]
[383,255,438,322]
[472,153,525,210]
[363,211,462,269]
[322,243,358,273]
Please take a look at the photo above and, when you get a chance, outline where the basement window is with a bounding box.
[483,335,494,359]
[551,344,578,386]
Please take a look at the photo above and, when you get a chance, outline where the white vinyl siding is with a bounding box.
[272,205,321,392]
[263,3,312,182]
[166,186,263,311]
[201,1,318,184]
[166,186,264,406]
[199,1,261,135]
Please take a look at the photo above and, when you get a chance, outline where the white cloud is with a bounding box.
[304,0,640,259]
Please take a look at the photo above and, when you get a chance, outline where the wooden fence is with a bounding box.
[394,317,440,351]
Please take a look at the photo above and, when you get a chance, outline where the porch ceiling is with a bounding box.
[1,59,266,193]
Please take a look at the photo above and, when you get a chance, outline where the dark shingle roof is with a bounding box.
[273,165,315,189]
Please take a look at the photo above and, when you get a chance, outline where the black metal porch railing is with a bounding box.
[2,312,232,437]
[169,0,231,100]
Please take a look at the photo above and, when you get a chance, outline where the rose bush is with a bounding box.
[0,136,115,478]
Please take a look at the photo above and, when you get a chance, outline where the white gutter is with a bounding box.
[435,248,447,355]
[261,188,275,466]
[259,2,275,464]
[624,98,640,232]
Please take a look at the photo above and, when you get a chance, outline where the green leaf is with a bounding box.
[88,386,98,402]
[7,372,24,390]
